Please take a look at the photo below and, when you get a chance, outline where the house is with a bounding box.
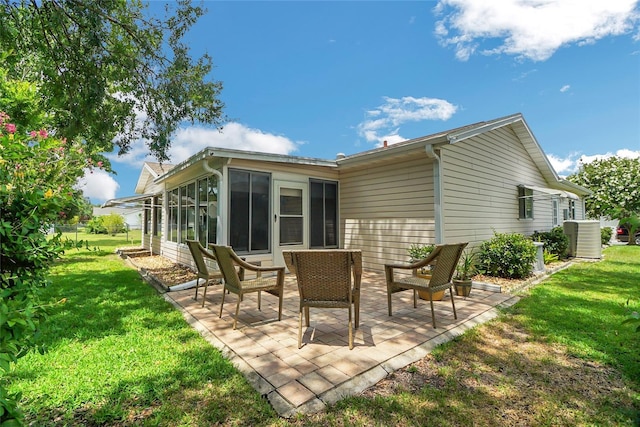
[103,113,591,272]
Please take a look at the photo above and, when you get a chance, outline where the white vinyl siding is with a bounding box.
[440,126,556,246]
[340,156,435,272]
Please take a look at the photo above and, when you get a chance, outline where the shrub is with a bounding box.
[601,227,613,245]
[407,243,435,262]
[478,232,537,279]
[0,70,104,424]
[531,227,569,259]
[102,213,126,235]
[86,216,107,234]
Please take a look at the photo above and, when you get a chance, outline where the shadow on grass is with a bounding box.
[12,255,277,426]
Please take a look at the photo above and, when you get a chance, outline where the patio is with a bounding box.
[163,271,518,417]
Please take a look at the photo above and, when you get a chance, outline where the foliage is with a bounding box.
[543,249,559,264]
[568,156,640,245]
[622,299,640,333]
[454,250,476,280]
[85,217,107,234]
[407,243,435,262]
[0,69,97,424]
[601,226,613,245]
[101,213,126,235]
[477,232,537,279]
[0,0,226,162]
[531,226,569,258]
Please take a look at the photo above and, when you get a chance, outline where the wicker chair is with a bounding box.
[283,250,362,350]
[385,242,468,328]
[209,245,285,329]
[186,240,223,307]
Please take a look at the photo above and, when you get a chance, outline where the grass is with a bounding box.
[4,234,640,426]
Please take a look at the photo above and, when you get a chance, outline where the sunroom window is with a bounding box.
[229,169,270,254]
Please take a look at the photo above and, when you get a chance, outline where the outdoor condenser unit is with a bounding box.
[563,220,602,259]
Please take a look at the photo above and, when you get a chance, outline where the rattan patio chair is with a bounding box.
[186,240,223,307]
[283,249,362,350]
[385,242,468,328]
[209,245,285,330]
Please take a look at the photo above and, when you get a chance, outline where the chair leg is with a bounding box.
[387,291,393,316]
[277,291,283,321]
[257,290,261,310]
[194,278,200,301]
[348,307,354,350]
[354,295,360,329]
[413,289,417,308]
[430,297,437,328]
[219,285,227,318]
[450,287,457,320]
[233,296,241,330]
[298,309,303,349]
[201,280,208,308]
[305,306,310,327]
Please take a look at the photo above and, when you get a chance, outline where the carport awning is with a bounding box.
[101,194,155,208]
[522,185,579,200]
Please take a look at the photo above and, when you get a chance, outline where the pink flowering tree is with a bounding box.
[0,69,103,424]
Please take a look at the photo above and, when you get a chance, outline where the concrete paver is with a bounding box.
[162,271,518,416]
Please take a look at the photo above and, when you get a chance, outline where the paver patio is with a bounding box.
[162,271,519,417]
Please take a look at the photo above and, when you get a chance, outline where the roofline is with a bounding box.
[155,147,337,183]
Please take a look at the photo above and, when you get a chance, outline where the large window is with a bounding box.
[229,169,270,253]
[518,186,533,220]
[168,188,179,242]
[197,177,218,246]
[153,195,162,237]
[180,182,196,243]
[310,179,338,248]
[167,176,217,244]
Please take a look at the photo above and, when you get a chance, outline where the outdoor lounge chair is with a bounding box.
[283,249,362,350]
[186,239,223,307]
[209,245,285,329]
[385,242,468,328]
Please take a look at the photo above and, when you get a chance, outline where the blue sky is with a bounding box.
[80,0,640,204]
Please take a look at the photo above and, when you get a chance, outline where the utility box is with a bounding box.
[563,220,602,259]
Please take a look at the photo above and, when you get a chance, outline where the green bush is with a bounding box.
[531,226,569,259]
[85,216,107,234]
[601,227,613,245]
[478,232,537,279]
[102,213,126,235]
[0,70,102,424]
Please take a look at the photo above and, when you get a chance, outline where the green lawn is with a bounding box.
[4,234,640,426]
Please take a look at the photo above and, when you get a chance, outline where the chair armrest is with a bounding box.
[384,262,414,270]
[229,251,285,273]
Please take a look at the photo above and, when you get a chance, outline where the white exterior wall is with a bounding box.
[439,126,562,247]
[340,156,435,272]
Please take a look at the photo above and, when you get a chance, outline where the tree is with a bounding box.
[568,156,640,245]
[0,0,225,163]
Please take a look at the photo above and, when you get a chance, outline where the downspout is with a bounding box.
[425,145,443,244]
[202,158,225,245]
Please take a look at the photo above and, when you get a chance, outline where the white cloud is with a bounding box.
[110,122,300,167]
[547,148,640,175]
[75,168,120,203]
[357,96,458,145]
[560,84,571,92]
[434,0,640,61]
